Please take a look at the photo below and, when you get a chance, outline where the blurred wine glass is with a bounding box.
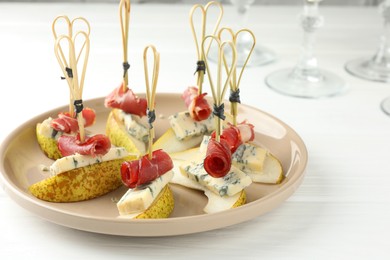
[381,96,390,115]
[265,0,346,98]
[344,0,390,116]
[229,0,276,67]
[345,0,390,83]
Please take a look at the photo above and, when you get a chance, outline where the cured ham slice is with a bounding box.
[205,122,255,178]
[236,121,255,143]
[57,133,111,157]
[104,83,147,117]
[121,149,173,188]
[211,126,241,154]
[182,86,211,121]
[204,138,232,178]
[51,107,96,134]
[211,122,255,154]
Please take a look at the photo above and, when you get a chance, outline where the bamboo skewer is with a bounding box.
[54,31,90,143]
[119,0,131,92]
[217,28,256,126]
[143,45,160,160]
[52,15,90,116]
[202,35,237,142]
[189,1,223,95]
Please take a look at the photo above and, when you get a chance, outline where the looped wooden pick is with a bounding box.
[54,31,90,143]
[143,45,160,160]
[189,1,223,95]
[119,0,131,92]
[202,35,237,142]
[52,15,91,64]
[217,27,256,126]
[52,15,90,116]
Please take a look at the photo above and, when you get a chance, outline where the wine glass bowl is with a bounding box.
[265,0,346,98]
[227,0,276,67]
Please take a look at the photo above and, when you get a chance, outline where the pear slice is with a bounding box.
[106,109,146,155]
[152,128,203,154]
[36,122,62,160]
[203,189,246,214]
[134,185,174,219]
[29,156,132,202]
[117,171,175,219]
[250,153,284,184]
[172,150,250,213]
[117,185,174,219]
[231,143,284,184]
[169,148,205,190]
[169,147,201,161]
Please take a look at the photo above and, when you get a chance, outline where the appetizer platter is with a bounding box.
[0,0,307,236]
[0,94,307,236]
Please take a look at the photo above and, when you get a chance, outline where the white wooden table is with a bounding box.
[1,2,389,259]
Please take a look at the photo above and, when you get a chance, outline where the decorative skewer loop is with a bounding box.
[217,27,256,125]
[52,16,90,66]
[52,15,90,116]
[54,31,90,142]
[119,0,131,92]
[202,35,237,142]
[143,45,160,159]
[189,1,223,95]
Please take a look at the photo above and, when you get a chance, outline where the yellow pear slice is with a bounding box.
[106,109,146,155]
[171,149,249,213]
[169,147,201,161]
[152,128,204,154]
[36,123,62,160]
[29,157,131,202]
[170,148,205,190]
[203,189,246,214]
[250,153,284,184]
[134,185,174,219]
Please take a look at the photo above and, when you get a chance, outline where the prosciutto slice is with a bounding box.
[104,83,147,117]
[182,86,211,121]
[236,121,255,143]
[204,138,232,178]
[51,107,96,134]
[211,122,255,154]
[205,122,255,178]
[121,149,173,188]
[57,133,111,157]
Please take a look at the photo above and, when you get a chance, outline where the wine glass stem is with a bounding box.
[236,4,249,27]
[373,1,390,65]
[291,0,323,82]
[296,31,318,74]
[233,2,252,53]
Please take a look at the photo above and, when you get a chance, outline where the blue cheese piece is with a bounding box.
[232,143,267,174]
[117,170,174,216]
[232,143,284,184]
[200,138,271,182]
[118,110,149,143]
[171,159,204,191]
[37,117,62,139]
[49,147,129,176]
[169,148,205,190]
[199,135,211,154]
[179,160,252,197]
[168,111,215,141]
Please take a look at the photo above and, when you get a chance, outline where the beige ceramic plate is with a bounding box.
[0,94,307,237]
